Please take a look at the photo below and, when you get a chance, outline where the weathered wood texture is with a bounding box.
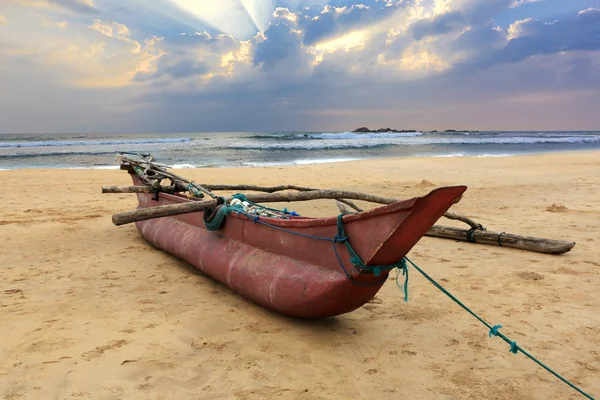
[442,212,482,230]
[102,186,176,194]
[109,156,575,254]
[337,200,575,254]
[201,183,365,211]
[112,189,406,226]
[112,199,218,226]
[425,225,575,254]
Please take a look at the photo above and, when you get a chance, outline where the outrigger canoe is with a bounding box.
[127,169,466,318]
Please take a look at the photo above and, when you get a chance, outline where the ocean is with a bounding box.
[1,131,599,170]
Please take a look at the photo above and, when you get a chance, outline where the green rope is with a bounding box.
[395,261,409,301]
[201,195,595,399]
[203,203,400,277]
[187,183,205,199]
[204,204,244,231]
[231,194,299,216]
[335,214,405,277]
[403,256,595,400]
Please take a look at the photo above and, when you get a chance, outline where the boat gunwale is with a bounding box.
[137,184,467,229]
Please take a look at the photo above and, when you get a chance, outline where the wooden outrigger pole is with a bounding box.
[103,154,575,255]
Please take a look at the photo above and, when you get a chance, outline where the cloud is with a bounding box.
[299,2,399,45]
[411,11,466,40]
[0,15,8,25]
[506,17,532,40]
[579,7,600,16]
[50,0,98,14]
[0,0,599,133]
[89,19,142,53]
[6,0,99,14]
[253,23,306,69]
[510,0,542,8]
[169,0,274,39]
[273,7,298,23]
[493,8,600,64]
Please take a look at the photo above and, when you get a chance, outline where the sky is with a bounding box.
[0,0,599,133]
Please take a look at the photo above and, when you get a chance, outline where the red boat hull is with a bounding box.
[131,175,466,318]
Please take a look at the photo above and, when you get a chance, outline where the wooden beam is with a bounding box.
[425,225,575,254]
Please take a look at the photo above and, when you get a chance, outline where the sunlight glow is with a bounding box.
[378,44,450,74]
[168,0,274,39]
[309,29,368,65]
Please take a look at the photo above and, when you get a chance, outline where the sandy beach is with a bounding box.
[1,151,599,400]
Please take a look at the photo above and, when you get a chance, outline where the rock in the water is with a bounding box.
[351,127,418,133]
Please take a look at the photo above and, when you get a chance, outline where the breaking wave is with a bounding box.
[0,137,192,148]
[0,151,117,158]
[249,131,423,140]
[226,134,600,151]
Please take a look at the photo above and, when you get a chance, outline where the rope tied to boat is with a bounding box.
[402,256,595,400]
[203,202,401,285]
[186,182,205,199]
[334,214,405,278]
[207,201,594,397]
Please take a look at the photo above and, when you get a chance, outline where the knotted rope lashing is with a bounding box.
[186,182,205,199]
[466,224,485,243]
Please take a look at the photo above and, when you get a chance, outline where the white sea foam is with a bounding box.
[243,157,363,167]
[67,165,120,170]
[228,134,600,151]
[171,163,198,169]
[431,153,516,158]
[306,131,424,139]
[0,137,192,148]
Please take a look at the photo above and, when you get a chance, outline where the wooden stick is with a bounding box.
[115,191,575,254]
[443,212,483,230]
[336,200,354,214]
[102,186,177,194]
[113,199,218,226]
[202,184,366,212]
[112,189,409,226]
[114,187,456,226]
[117,154,214,199]
[336,201,574,254]
[425,225,575,254]
[112,159,575,254]
[229,189,399,205]
[200,184,315,193]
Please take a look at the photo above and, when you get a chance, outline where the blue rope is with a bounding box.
[242,214,338,242]
[215,208,390,287]
[242,213,388,287]
[404,256,595,400]
[204,197,594,398]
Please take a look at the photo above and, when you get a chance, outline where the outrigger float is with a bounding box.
[104,154,574,318]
